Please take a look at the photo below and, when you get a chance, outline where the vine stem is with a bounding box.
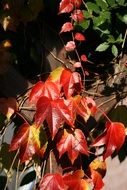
[97,107,112,123]
[4,149,19,190]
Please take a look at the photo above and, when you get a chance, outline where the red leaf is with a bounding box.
[29,80,60,104]
[74,33,86,41]
[81,54,87,62]
[57,129,89,164]
[91,170,104,190]
[66,95,93,121]
[63,170,90,190]
[65,41,76,52]
[60,22,74,33]
[71,0,82,8]
[71,9,84,22]
[60,68,82,98]
[39,173,66,190]
[0,97,18,119]
[92,122,126,160]
[83,97,97,115]
[59,0,73,14]
[9,123,47,162]
[35,96,73,138]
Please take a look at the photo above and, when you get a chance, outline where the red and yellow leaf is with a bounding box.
[63,170,90,190]
[9,123,47,162]
[0,97,18,119]
[35,96,74,138]
[57,129,89,164]
[29,80,60,104]
[60,69,82,98]
[47,66,64,84]
[39,173,67,190]
[92,121,126,160]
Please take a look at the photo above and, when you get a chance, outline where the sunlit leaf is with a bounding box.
[57,129,89,164]
[9,123,47,162]
[29,80,60,104]
[35,96,73,138]
[92,122,126,160]
[60,68,82,98]
[63,170,90,190]
[39,173,66,190]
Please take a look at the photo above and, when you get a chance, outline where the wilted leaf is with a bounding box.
[92,121,126,160]
[39,173,66,190]
[63,169,90,190]
[60,22,74,33]
[57,129,89,164]
[35,96,73,138]
[65,41,76,52]
[60,68,82,98]
[9,123,47,162]
[0,97,18,119]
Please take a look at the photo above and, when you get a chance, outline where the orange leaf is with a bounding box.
[9,123,47,162]
[57,129,89,164]
[63,170,90,190]
[89,159,106,178]
[35,96,74,138]
[92,121,126,159]
[0,97,18,119]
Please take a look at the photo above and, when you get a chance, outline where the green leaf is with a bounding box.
[83,10,92,19]
[75,20,90,30]
[96,0,108,10]
[86,2,100,14]
[116,0,125,5]
[106,0,116,7]
[93,16,106,27]
[96,42,110,52]
[111,45,118,57]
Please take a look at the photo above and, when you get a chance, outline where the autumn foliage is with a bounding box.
[0,0,127,190]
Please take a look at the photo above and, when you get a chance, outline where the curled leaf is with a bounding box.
[65,41,76,52]
[60,22,74,33]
